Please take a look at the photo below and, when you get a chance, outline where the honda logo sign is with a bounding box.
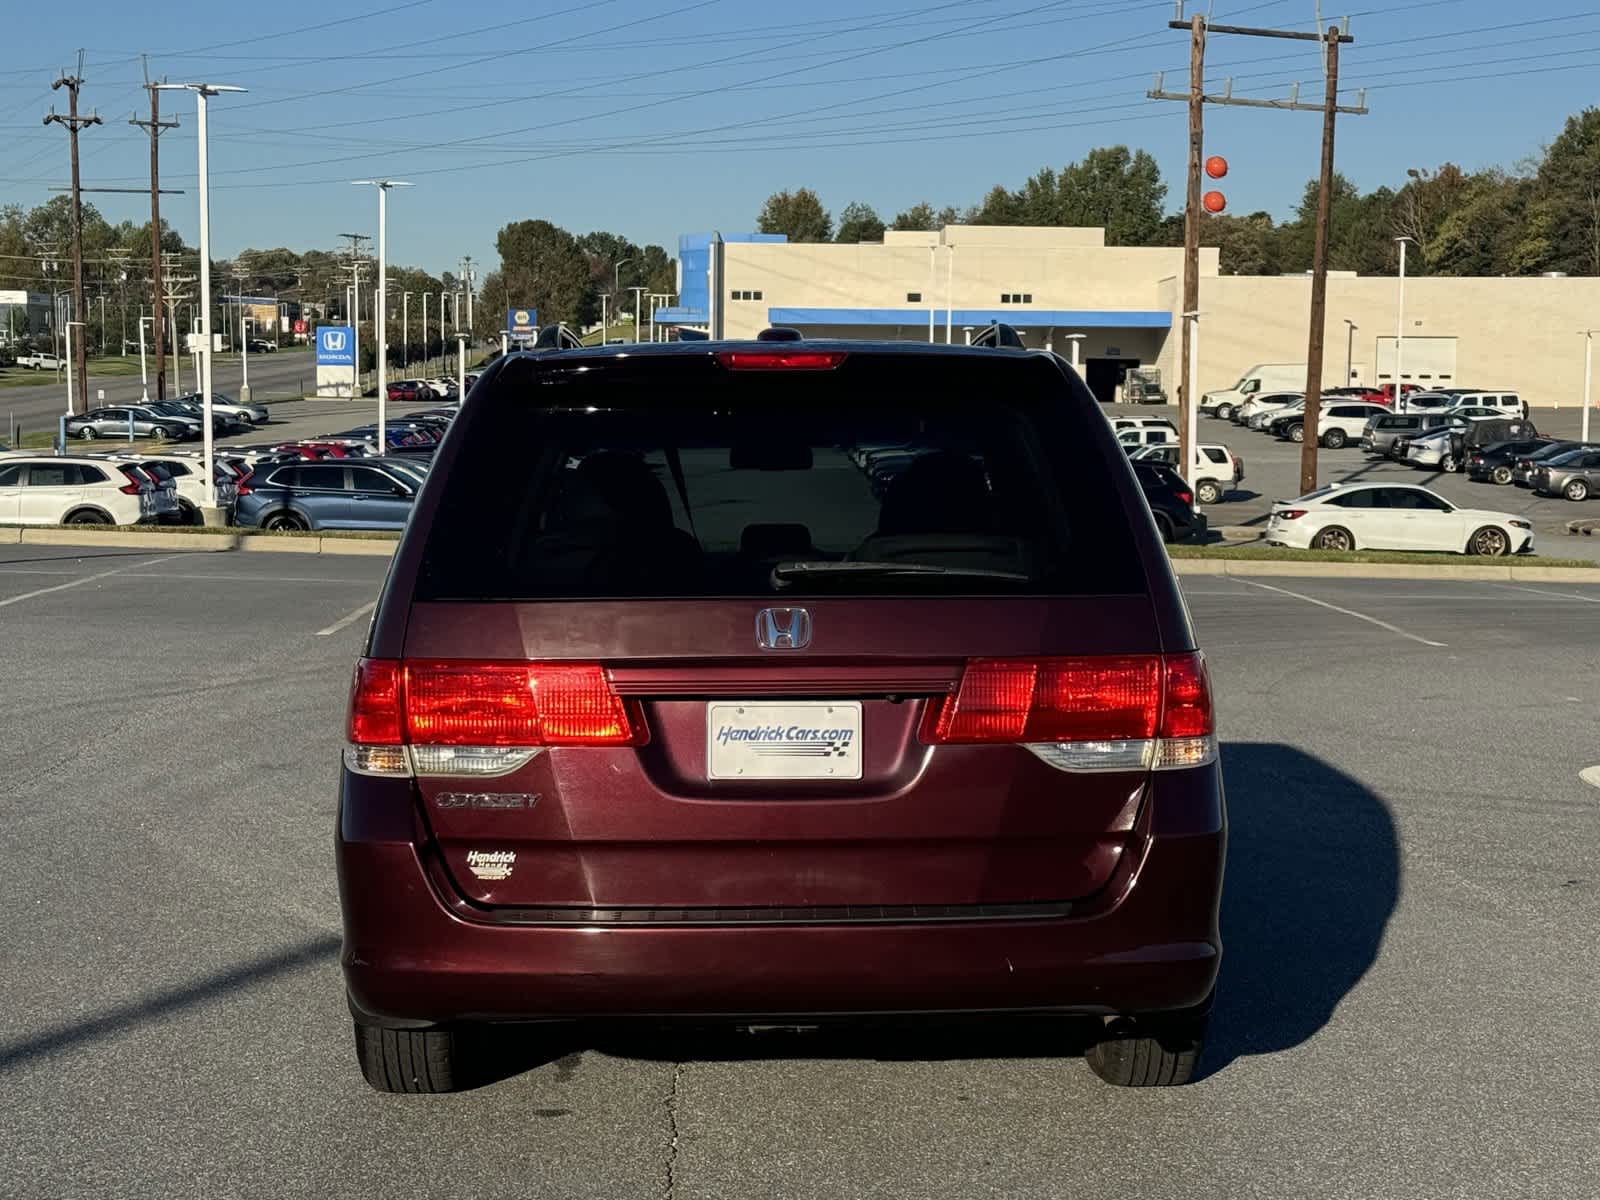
[755,608,812,651]
[316,325,355,366]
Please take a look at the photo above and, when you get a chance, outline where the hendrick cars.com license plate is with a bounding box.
[706,702,863,781]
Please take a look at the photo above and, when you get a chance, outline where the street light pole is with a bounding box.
[352,181,412,453]
[613,259,633,336]
[1394,236,1414,411]
[138,314,151,402]
[402,291,412,370]
[422,292,429,375]
[1583,329,1595,446]
[157,82,244,516]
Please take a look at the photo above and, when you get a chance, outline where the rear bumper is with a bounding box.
[338,768,1226,1027]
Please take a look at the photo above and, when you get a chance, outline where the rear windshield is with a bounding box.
[415,352,1146,600]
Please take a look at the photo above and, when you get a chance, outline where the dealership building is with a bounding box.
[655,227,1600,408]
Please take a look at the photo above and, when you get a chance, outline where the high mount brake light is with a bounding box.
[716,350,847,371]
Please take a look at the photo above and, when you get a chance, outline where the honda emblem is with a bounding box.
[755,607,812,651]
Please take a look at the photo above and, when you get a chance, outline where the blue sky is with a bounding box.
[4,0,1597,274]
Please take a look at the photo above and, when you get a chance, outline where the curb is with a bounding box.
[1170,559,1598,583]
[8,528,397,557]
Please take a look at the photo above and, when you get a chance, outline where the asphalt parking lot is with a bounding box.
[1118,403,1600,558]
[1,546,1597,1199]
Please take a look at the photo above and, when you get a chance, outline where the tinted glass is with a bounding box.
[1203,448,1228,463]
[27,463,75,487]
[0,464,23,486]
[1385,489,1451,511]
[350,467,406,492]
[418,354,1146,599]
[76,465,107,484]
[1326,489,1376,508]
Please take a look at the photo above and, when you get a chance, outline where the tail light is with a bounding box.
[344,658,646,778]
[235,470,254,495]
[1276,508,1307,520]
[1175,488,1193,506]
[919,653,1215,772]
[117,466,146,494]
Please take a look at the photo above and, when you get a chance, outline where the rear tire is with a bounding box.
[1215,403,1233,421]
[354,1021,464,1094]
[1323,428,1347,449]
[1491,465,1513,485]
[77,426,97,440]
[1153,512,1176,544]
[1566,479,1590,502]
[65,509,110,525]
[1086,1014,1207,1087]
[1289,424,1305,443]
[1315,525,1354,552]
[262,511,308,532]
[1196,480,1222,505]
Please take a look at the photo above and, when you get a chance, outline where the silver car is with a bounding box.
[68,405,197,442]
[173,391,268,427]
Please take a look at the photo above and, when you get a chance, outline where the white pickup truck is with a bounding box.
[14,351,63,370]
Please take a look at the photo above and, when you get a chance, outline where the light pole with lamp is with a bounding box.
[1582,329,1596,446]
[1393,236,1414,411]
[137,314,153,403]
[352,180,413,453]
[630,286,646,342]
[1343,319,1358,386]
[402,291,412,370]
[156,81,245,520]
[240,314,251,404]
[421,292,430,375]
[945,244,955,344]
[613,259,633,337]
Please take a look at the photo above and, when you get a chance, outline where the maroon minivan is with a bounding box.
[338,339,1225,1092]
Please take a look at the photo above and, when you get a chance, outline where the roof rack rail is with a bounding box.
[533,323,585,351]
[970,322,1025,349]
[755,326,804,342]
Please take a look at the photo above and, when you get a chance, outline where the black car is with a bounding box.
[1512,440,1600,487]
[1133,459,1205,544]
[1466,438,1554,485]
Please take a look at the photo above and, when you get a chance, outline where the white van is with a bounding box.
[1200,364,1308,421]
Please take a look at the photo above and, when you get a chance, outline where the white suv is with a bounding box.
[0,455,171,525]
[1131,442,1245,505]
[95,453,237,522]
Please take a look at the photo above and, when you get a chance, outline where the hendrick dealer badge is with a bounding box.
[706,702,863,781]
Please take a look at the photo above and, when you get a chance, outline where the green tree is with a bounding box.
[890,201,938,231]
[495,218,590,326]
[834,201,886,244]
[972,185,1023,225]
[757,188,832,241]
[1525,108,1600,275]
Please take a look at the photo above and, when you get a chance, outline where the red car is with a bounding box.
[338,338,1226,1092]
[386,380,433,402]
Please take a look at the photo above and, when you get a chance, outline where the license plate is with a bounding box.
[706,701,863,781]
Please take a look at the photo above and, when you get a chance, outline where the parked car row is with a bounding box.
[65,394,268,442]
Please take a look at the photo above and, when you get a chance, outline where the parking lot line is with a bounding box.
[0,554,182,611]
[315,599,377,636]
[1497,582,1600,605]
[1234,578,1448,647]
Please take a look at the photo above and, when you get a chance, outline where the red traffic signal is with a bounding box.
[1203,191,1227,214]
[1205,155,1229,179]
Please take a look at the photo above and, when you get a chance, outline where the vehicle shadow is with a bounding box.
[474,742,1399,1087]
[1204,741,1399,1073]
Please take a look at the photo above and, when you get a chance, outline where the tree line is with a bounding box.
[753,108,1600,279]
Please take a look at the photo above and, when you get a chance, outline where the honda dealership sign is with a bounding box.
[315,324,358,397]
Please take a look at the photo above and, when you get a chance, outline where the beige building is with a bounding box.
[660,227,1600,408]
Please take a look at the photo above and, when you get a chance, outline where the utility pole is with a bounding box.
[43,52,102,414]
[461,255,474,337]
[1151,5,1365,498]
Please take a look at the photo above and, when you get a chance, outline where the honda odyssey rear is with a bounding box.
[337,340,1226,1092]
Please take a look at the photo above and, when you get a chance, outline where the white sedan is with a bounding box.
[1266,483,1534,556]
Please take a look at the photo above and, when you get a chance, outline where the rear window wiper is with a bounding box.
[771,560,1034,589]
